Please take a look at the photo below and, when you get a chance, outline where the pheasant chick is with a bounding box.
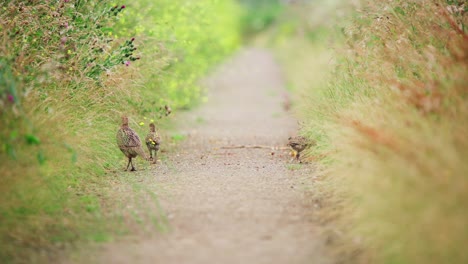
[145,123,161,164]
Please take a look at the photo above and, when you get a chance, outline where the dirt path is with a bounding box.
[94,48,330,264]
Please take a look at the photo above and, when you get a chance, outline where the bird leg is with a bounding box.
[296,152,302,163]
[125,157,132,171]
[152,152,158,164]
[130,157,136,171]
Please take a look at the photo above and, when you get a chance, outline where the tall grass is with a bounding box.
[270,0,467,263]
[0,0,240,262]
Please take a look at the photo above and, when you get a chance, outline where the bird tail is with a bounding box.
[136,146,149,161]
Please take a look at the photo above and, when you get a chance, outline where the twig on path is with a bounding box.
[220,145,290,150]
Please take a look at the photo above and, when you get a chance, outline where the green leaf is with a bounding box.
[100,27,114,33]
[25,134,40,145]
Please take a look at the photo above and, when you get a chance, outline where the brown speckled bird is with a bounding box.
[288,136,312,162]
[116,116,148,171]
[145,123,161,164]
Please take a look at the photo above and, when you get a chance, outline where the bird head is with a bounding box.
[149,122,156,132]
[121,116,129,126]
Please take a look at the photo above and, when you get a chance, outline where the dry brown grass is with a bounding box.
[271,0,468,263]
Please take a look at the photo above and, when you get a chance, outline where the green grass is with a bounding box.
[0,0,240,262]
[170,133,187,142]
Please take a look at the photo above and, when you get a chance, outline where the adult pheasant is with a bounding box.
[288,136,312,162]
[145,123,161,164]
[116,116,148,171]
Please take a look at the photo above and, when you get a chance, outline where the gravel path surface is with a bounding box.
[94,48,330,264]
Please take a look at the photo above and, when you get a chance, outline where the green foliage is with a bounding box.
[238,0,284,37]
[115,0,241,109]
[86,37,140,79]
[0,0,241,262]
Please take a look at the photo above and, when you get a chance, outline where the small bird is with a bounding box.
[116,116,148,171]
[145,123,161,164]
[288,136,312,162]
